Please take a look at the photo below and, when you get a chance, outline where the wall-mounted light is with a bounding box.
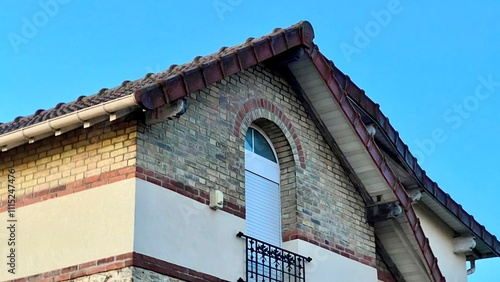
[209,190,224,210]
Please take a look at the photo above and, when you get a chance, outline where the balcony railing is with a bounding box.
[237,232,312,282]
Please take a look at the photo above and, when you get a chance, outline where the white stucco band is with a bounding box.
[0,179,136,281]
[133,179,246,281]
[283,239,377,282]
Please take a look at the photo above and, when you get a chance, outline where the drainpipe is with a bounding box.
[467,259,476,275]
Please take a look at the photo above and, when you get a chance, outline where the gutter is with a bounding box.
[0,95,139,152]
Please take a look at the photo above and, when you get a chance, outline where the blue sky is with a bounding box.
[1,0,499,280]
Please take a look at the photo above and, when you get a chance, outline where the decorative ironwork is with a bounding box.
[237,231,312,282]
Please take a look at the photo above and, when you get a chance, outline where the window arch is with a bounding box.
[245,125,282,246]
[245,127,277,163]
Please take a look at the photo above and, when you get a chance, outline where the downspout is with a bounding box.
[467,259,476,276]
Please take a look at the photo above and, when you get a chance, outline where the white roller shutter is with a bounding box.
[245,158,282,247]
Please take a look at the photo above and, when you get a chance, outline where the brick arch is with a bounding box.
[234,98,306,169]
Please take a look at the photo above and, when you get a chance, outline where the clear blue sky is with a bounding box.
[1,1,499,280]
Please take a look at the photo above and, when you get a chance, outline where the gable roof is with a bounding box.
[1,21,498,281]
[0,22,311,150]
[336,67,500,259]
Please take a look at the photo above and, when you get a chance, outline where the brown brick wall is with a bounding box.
[137,64,375,261]
[0,118,137,209]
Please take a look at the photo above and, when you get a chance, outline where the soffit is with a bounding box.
[350,96,499,259]
[287,55,441,281]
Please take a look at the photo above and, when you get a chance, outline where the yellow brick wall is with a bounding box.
[0,118,137,205]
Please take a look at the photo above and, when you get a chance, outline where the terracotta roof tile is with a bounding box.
[0,22,311,136]
[1,75,142,134]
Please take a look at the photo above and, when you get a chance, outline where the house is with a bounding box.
[0,21,498,282]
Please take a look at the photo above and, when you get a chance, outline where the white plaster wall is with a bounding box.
[133,179,246,281]
[414,205,467,282]
[282,239,377,282]
[0,179,136,281]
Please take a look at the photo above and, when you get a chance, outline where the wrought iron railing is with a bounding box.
[237,232,312,282]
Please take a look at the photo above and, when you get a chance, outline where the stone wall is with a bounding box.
[66,267,186,282]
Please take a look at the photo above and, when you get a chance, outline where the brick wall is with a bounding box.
[0,118,137,211]
[137,64,375,262]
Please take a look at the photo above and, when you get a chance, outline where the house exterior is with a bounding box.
[0,21,498,282]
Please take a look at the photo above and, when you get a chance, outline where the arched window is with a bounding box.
[245,126,281,246]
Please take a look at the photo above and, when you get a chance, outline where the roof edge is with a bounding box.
[336,66,500,258]
[307,50,445,281]
[134,21,315,110]
[0,95,139,151]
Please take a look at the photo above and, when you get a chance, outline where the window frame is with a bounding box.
[244,124,282,247]
[245,125,280,183]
